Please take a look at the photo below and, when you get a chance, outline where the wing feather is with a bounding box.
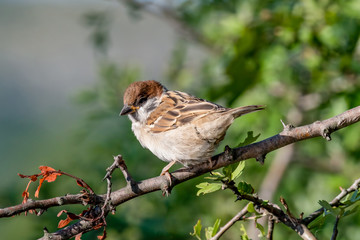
[147,90,227,133]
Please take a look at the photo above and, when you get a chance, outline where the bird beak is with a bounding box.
[120,105,139,116]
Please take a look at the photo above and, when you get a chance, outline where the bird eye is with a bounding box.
[138,97,147,105]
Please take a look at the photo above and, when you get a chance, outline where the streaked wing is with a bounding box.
[147,90,226,133]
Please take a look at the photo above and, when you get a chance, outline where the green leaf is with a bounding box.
[350,190,360,203]
[247,202,256,213]
[237,131,261,147]
[204,219,221,239]
[319,200,341,216]
[190,219,202,240]
[222,165,234,179]
[205,228,212,240]
[222,162,245,180]
[205,171,225,181]
[238,181,254,195]
[212,219,221,237]
[231,162,245,180]
[308,214,328,230]
[319,200,333,212]
[239,224,249,240]
[343,205,359,217]
[255,221,265,237]
[196,182,222,196]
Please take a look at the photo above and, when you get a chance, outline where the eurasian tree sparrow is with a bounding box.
[120,80,264,176]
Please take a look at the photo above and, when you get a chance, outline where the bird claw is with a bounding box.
[160,171,172,196]
[160,170,172,185]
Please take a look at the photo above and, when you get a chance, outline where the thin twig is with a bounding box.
[210,204,249,240]
[267,217,275,240]
[102,155,122,181]
[97,155,124,222]
[115,155,137,186]
[223,181,317,240]
[331,215,340,240]
[303,177,360,225]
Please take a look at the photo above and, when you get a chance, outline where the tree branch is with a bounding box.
[210,203,249,240]
[223,181,316,240]
[302,177,360,225]
[331,215,340,240]
[267,217,275,240]
[0,106,359,239]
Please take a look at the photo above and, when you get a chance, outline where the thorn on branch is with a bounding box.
[37,209,46,216]
[280,197,295,219]
[280,119,295,131]
[224,145,234,162]
[43,227,49,235]
[256,154,266,165]
[103,155,122,181]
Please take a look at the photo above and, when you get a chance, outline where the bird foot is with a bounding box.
[160,171,172,196]
[160,160,177,196]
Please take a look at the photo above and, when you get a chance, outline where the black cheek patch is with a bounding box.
[146,102,157,113]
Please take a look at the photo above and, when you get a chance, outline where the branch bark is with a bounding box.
[0,106,359,239]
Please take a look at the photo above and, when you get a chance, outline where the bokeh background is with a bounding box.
[1,0,360,239]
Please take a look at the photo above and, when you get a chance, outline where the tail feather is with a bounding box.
[230,105,265,118]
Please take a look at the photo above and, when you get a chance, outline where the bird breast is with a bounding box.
[131,112,235,165]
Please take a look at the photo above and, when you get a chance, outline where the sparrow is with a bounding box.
[120,80,264,178]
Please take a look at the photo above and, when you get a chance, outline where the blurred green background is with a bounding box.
[1,0,360,239]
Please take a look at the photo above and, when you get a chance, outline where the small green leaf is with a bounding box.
[255,221,265,237]
[308,214,328,230]
[350,190,360,202]
[205,171,225,181]
[319,200,341,216]
[343,205,359,217]
[205,227,212,240]
[319,200,333,212]
[212,219,221,236]
[240,224,249,240]
[231,162,245,180]
[190,219,202,240]
[196,182,222,196]
[247,202,256,213]
[238,181,254,195]
[237,131,261,147]
[205,219,221,240]
[210,171,224,177]
[222,165,234,179]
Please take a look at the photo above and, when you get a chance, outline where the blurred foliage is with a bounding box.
[67,0,360,239]
[1,0,360,239]
[78,1,360,239]
[74,1,360,239]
